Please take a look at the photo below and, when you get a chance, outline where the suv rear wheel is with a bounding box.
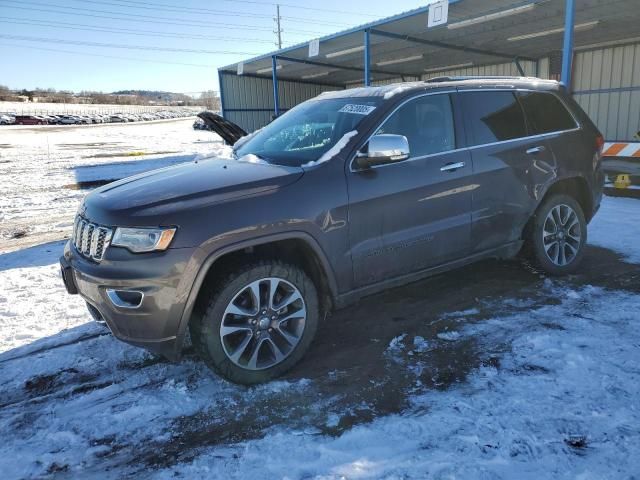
[190,260,319,384]
[528,193,587,275]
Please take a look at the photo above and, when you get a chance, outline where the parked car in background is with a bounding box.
[0,114,15,124]
[14,115,48,125]
[3,108,195,126]
[193,118,210,130]
[110,114,128,123]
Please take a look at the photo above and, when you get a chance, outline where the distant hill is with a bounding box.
[112,90,192,103]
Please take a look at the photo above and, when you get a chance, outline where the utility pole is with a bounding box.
[274,4,282,50]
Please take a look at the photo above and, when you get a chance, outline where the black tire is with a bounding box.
[189,260,319,385]
[527,193,587,275]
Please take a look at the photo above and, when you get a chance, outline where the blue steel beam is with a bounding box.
[369,29,537,63]
[272,55,280,117]
[275,55,418,79]
[561,0,576,88]
[364,29,371,86]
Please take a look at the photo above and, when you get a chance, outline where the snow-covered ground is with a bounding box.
[0,123,639,479]
[0,119,228,251]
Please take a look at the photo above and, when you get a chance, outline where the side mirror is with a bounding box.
[356,134,410,169]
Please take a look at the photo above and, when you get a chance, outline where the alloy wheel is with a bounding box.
[542,204,582,266]
[220,277,307,370]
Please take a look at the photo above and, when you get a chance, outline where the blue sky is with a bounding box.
[0,0,428,95]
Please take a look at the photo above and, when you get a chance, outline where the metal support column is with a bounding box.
[364,29,371,87]
[217,69,226,118]
[561,0,576,88]
[272,55,280,117]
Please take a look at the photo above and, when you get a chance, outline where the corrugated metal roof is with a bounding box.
[219,0,640,87]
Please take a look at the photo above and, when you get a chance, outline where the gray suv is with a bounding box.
[60,77,605,384]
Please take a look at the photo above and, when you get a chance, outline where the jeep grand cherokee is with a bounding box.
[61,77,605,384]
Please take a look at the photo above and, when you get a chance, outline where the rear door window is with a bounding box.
[459,91,527,146]
[517,91,578,134]
[375,93,456,157]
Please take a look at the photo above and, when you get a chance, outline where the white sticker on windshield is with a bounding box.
[338,104,376,115]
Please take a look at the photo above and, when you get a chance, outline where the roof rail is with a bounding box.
[425,75,534,83]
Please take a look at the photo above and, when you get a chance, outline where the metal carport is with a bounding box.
[218,0,640,140]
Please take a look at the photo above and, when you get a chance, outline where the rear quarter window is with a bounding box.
[459,91,527,146]
[517,91,578,134]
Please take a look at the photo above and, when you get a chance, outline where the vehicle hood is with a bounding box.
[83,156,303,224]
[197,111,247,145]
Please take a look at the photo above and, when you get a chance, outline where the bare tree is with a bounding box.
[199,90,221,110]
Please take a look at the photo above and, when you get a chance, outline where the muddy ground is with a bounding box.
[1,242,637,477]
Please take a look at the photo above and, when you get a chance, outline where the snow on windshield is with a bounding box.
[233,127,263,151]
[302,130,358,167]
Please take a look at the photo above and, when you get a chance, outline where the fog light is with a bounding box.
[106,289,144,309]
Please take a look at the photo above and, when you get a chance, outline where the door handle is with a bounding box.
[440,161,466,172]
[526,146,546,155]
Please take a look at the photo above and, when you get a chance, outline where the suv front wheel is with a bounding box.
[190,260,319,384]
[528,193,587,275]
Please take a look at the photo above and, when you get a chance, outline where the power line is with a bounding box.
[0,43,214,68]
[0,34,262,55]
[65,0,353,26]
[0,0,346,32]
[84,0,384,19]
[66,0,281,20]
[0,3,326,36]
[0,18,280,44]
[84,0,355,28]
[0,0,277,31]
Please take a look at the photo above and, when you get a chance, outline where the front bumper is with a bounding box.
[61,241,197,360]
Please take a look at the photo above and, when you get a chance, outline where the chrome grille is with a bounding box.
[72,216,113,261]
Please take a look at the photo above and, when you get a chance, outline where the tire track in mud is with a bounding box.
[0,331,111,365]
[0,345,177,411]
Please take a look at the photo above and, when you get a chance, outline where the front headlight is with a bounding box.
[111,227,176,253]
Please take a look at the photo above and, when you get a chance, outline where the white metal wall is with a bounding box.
[347,61,538,89]
[420,60,538,79]
[219,73,342,132]
[572,43,640,141]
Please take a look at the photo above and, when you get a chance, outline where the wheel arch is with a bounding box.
[540,176,594,221]
[174,232,338,355]
[522,175,593,244]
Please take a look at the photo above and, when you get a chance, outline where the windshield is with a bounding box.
[234,97,382,167]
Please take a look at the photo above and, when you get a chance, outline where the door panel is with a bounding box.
[346,93,473,288]
[458,90,557,252]
[469,138,556,251]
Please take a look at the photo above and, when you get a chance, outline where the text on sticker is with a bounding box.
[339,104,376,115]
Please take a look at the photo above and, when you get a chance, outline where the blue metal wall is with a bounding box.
[218,72,342,133]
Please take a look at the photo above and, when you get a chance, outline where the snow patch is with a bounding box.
[412,335,430,353]
[302,130,358,167]
[441,308,480,319]
[383,83,419,100]
[588,196,640,264]
[237,153,270,165]
[437,331,461,341]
